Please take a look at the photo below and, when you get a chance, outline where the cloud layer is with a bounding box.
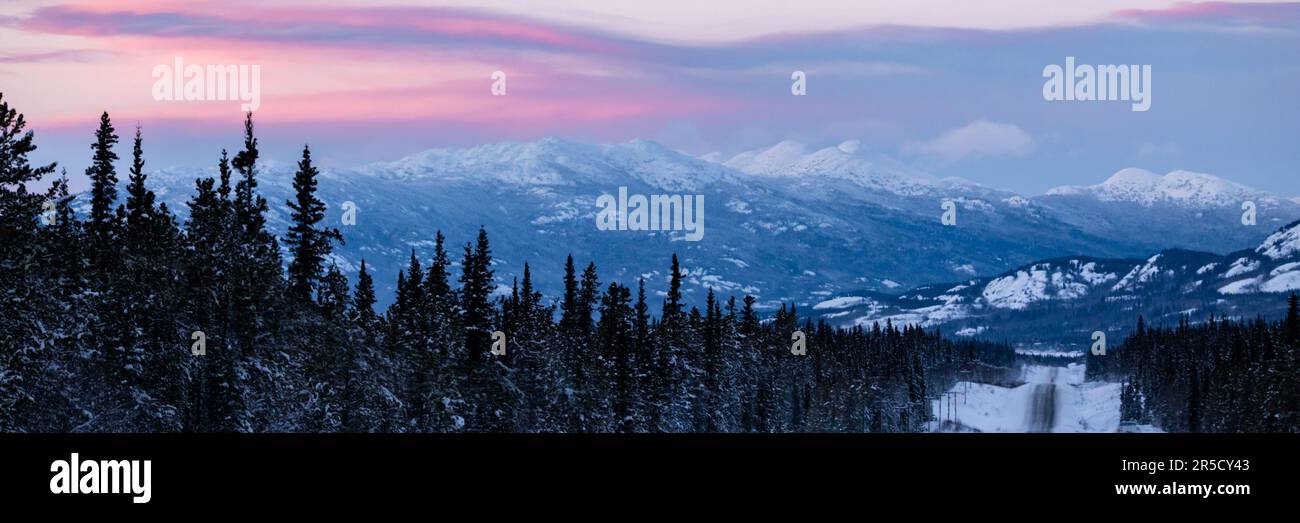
[2,1,1298,197]
[906,120,1035,162]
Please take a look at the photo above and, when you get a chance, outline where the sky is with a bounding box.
[2,0,1298,196]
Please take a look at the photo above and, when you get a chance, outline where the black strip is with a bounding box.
[1,433,1290,511]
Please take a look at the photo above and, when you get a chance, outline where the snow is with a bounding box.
[949,197,995,213]
[362,137,739,192]
[856,301,969,328]
[1056,380,1122,432]
[931,380,1030,433]
[721,257,749,268]
[323,252,358,273]
[1002,195,1031,207]
[981,261,1106,310]
[1076,261,1117,285]
[1257,221,1300,260]
[530,203,578,225]
[1270,261,1300,276]
[813,296,868,310]
[724,199,753,214]
[723,140,807,175]
[954,326,987,337]
[723,139,939,196]
[931,364,1120,433]
[1112,254,1163,291]
[696,151,725,163]
[1218,277,1262,295]
[1261,271,1300,293]
[983,269,1049,309]
[1015,348,1084,357]
[1222,257,1260,278]
[952,264,977,275]
[1045,168,1259,208]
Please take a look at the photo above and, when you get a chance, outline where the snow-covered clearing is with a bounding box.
[930,364,1123,433]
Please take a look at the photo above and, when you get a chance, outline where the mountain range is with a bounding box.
[73,137,1300,343]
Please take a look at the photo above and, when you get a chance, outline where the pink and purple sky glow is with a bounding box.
[2,0,1298,195]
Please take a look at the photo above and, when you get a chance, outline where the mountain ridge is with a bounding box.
[817,219,1300,347]
[71,137,1300,318]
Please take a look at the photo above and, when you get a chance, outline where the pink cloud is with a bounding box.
[19,2,641,57]
[1111,1,1300,26]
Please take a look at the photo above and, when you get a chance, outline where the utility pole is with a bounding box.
[959,369,971,404]
[946,391,960,427]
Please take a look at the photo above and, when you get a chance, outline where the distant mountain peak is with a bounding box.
[1103,167,1161,187]
[1045,168,1262,207]
[720,140,809,176]
[715,139,950,198]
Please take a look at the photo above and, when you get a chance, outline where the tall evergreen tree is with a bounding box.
[115,126,185,432]
[416,232,461,432]
[459,227,503,430]
[181,153,234,432]
[123,127,154,235]
[285,145,342,302]
[225,112,284,432]
[85,111,119,272]
[599,282,634,431]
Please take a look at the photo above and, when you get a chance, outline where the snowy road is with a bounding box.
[932,364,1119,432]
[1024,368,1058,432]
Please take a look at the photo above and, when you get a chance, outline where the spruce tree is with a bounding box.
[285,145,342,303]
[599,282,634,431]
[417,232,461,432]
[459,227,500,430]
[116,126,185,432]
[353,260,377,322]
[631,278,652,431]
[225,112,283,432]
[85,111,119,273]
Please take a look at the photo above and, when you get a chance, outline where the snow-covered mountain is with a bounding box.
[77,137,1300,315]
[717,139,993,199]
[1034,168,1299,255]
[818,219,1300,347]
[713,139,1300,263]
[1045,168,1267,208]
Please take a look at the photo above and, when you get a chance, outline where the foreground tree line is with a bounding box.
[1087,296,1300,432]
[0,97,1009,432]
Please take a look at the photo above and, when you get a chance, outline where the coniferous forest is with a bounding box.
[0,97,1017,433]
[1087,296,1300,433]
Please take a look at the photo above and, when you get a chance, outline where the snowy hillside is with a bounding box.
[823,220,1300,347]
